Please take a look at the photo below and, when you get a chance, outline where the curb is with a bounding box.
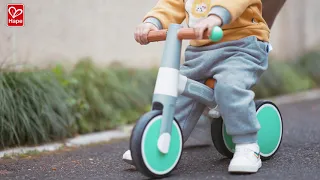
[1,88,320,158]
[268,88,320,105]
[0,125,134,159]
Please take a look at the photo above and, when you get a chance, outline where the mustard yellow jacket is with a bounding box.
[143,0,270,46]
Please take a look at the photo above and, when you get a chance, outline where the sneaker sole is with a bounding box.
[228,161,262,173]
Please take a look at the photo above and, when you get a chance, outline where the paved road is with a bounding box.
[1,99,320,180]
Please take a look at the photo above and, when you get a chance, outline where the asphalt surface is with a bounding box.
[1,99,320,180]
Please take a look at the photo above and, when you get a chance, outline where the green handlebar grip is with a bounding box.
[209,26,223,42]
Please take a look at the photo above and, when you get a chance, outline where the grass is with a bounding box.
[53,59,157,134]
[0,71,76,149]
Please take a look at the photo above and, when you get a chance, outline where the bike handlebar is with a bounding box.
[147,26,223,42]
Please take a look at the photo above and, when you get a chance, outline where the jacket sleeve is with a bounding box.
[143,0,186,29]
[210,0,260,24]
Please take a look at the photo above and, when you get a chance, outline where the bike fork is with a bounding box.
[151,24,182,154]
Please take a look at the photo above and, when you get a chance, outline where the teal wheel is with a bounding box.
[211,100,283,160]
[130,110,183,178]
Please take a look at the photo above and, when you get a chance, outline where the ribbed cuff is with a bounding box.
[232,132,258,144]
[208,6,231,25]
[143,17,163,30]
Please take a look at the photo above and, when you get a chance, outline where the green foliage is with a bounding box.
[0,71,75,148]
[296,50,320,84]
[254,60,316,98]
[52,58,157,134]
[0,58,158,149]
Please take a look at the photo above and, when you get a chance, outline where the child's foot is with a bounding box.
[122,150,134,165]
[228,143,262,173]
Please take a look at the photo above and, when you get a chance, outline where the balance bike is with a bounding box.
[129,24,283,179]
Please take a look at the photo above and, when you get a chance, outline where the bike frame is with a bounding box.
[151,24,217,153]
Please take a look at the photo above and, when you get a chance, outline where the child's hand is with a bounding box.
[194,15,222,39]
[134,23,159,45]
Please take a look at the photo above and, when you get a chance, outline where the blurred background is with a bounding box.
[0,0,320,150]
[1,0,320,68]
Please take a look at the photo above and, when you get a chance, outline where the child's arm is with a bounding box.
[142,0,185,30]
[209,0,260,25]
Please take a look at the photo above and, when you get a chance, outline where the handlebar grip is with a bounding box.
[146,26,223,42]
[147,30,167,42]
[209,26,223,42]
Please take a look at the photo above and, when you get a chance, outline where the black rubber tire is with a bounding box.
[210,100,283,161]
[130,110,183,179]
[210,116,234,159]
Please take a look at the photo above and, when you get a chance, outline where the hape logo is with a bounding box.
[7,4,24,27]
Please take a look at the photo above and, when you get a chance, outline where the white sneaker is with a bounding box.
[228,143,262,173]
[122,150,134,165]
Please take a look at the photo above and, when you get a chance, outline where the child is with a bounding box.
[123,0,272,173]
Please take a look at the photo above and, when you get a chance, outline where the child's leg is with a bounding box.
[174,84,207,142]
[213,43,268,145]
[212,37,269,173]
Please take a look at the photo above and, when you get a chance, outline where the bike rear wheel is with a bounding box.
[211,100,283,160]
